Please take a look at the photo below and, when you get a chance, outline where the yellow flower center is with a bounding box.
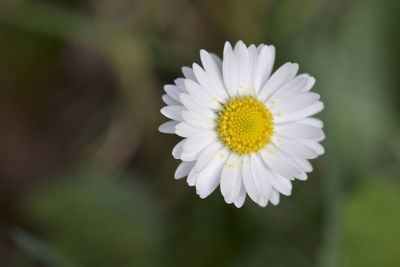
[217,96,274,155]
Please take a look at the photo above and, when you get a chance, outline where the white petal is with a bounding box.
[278,92,320,114]
[210,53,222,70]
[174,161,195,179]
[196,148,229,199]
[164,84,181,103]
[257,44,264,53]
[161,106,184,121]
[172,140,184,159]
[242,154,263,205]
[193,63,226,103]
[276,123,324,140]
[180,151,199,162]
[259,145,302,178]
[183,131,217,154]
[297,74,316,92]
[253,45,275,93]
[268,76,308,102]
[181,110,215,129]
[301,140,325,155]
[269,188,280,205]
[194,142,224,172]
[162,94,179,106]
[268,171,292,196]
[247,44,258,86]
[184,79,221,110]
[257,197,268,207]
[200,49,228,100]
[257,62,299,102]
[297,117,323,128]
[274,101,324,124]
[220,153,243,203]
[158,121,178,134]
[174,78,187,92]
[292,157,313,173]
[182,66,196,81]
[222,41,238,97]
[235,41,253,96]
[250,154,273,200]
[175,122,200,137]
[272,135,318,159]
[187,168,198,186]
[295,172,308,180]
[233,186,246,208]
[179,93,217,120]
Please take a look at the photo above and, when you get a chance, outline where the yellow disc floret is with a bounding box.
[217,96,274,155]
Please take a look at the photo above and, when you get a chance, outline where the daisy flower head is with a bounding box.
[159,41,325,208]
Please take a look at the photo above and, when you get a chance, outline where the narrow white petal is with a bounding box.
[247,44,258,87]
[268,76,308,102]
[181,150,200,162]
[179,93,217,120]
[301,140,325,155]
[257,44,265,53]
[181,110,215,129]
[161,106,184,121]
[233,186,246,208]
[200,49,228,100]
[172,140,184,159]
[184,79,221,111]
[268,171,292,196]
[297,74,316,92]
[253,45,275,93]
[276,123,324,140]
[222,41,238,97]
[210,53,223,70]
[292,157,313,173]
[269,188,280,205]
[175,122,200,137]
[174,161,195,179]
[162,94,179,106]
[193,63,226,103]
[235,41,252,96]
[187,168,198,186]
[272,135,318,159]
[259,145,302,178]
[297,117,323,128]
[220,153,243,203]
[257,197,268,207]
[158,121,178,134]
[183,131,217,154]
[164,84,181,102]
[182,66,196,81]
[274,101,324,124]
[278,92,320,114]
[259,151,292,199]
[257,62,299,102]
[174,78,187,92]
[250,154,273,200]
[194,142,224,172]
[196,148,229,199]
[295,172,308,180]
[242,154,262,204]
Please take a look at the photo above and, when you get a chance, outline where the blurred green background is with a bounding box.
[0,0,399,266]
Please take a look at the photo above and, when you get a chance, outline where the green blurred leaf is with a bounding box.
[339,179,400,267]
[11,229,79,267]
[23,169,164,267]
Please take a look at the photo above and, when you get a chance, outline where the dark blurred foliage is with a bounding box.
[0,0,399,266]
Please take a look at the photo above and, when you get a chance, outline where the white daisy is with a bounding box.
[159,41,324,208]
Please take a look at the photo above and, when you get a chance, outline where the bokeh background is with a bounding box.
[0,0,399,266]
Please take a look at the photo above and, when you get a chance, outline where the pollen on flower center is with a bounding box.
[217,96,274,155]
